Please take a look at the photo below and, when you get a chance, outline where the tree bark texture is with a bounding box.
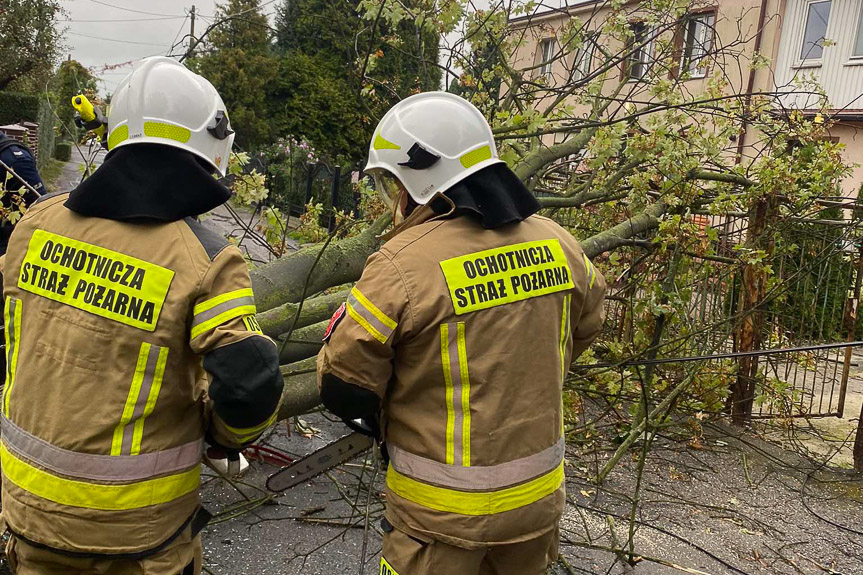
[729,197,776,425]
[250,215,389,312]
[277,320,328,365]
[257,287,349,338]
[277,358,321,420]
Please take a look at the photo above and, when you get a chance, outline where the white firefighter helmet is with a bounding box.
[365,92,503,209]
[107,57,234,176]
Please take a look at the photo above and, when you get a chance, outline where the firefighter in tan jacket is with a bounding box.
[317,92,606,574]
[0,58,283,574]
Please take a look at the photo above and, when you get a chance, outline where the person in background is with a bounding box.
[0,131,45,386]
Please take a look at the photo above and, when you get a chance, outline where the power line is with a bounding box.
[180,0,281,60]
[85,0,184,17]
[167,14,191,57]
[66,31,170,47]
[64,16,186,23]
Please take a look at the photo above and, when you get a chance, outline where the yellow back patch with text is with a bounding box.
[18,230,175,331]
[439,239,574,315]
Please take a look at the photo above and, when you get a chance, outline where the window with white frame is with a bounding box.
[573,34,596,81]
[539,38,557,79]
[626,22,652,80]
[681,12,715,78]
[799,0,831,61]
[853,4,863,58]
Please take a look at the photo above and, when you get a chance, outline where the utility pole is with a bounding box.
[186,5,197,60]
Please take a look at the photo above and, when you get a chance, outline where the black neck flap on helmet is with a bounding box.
[429,162,541,229]
[65,144,231,222]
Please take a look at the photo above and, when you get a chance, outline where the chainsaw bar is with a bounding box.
[266,432,374,492]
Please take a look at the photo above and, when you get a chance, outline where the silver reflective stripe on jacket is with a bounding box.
[388,437,565,491]
[1,414,202,482]
[192,296,255,329]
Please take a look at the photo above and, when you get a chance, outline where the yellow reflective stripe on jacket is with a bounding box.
[440,239,574,315]
[440,322,471,467]
[457,323,471,466]
[558,294,571,382]
[389,439,565,491]
[2,414,202,482]
[131,346,169,455]
[17,230,174,332]
[191,288,256,340]
[112,343,169,456]
[346,287,397,344]
[583,254,596,289]
[558,294,571,435]
[0,443,200,511]
[386,461,564,516]
[440,324,455,465]
[3,297,22,417]
[224,410,278,443]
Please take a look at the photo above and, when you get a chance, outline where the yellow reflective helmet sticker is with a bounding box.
[439,239,574,315]
[18,230,175,331]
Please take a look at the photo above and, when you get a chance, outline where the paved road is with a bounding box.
[196,412,863,575]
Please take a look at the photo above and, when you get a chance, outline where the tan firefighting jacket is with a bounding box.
[0,192,282,555]
[318,197,606,548]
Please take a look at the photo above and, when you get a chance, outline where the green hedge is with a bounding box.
[0,92,40,126]
[53,142,72,162]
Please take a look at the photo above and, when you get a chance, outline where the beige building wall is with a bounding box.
[507,0,784,161]
[773,0,863,197]
[826,122,863,198]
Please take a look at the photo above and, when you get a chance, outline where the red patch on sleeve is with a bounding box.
[323,302,347,342]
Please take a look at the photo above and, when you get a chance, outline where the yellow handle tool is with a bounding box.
[72,94,96,123]
[71,94,107,141]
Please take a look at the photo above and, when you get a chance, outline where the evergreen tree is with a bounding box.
[0,0,63,92]
[191,0,278,150]
[272,0,441,162]
[53,59,98,138]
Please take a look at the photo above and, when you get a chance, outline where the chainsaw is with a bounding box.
[266,418,383,492]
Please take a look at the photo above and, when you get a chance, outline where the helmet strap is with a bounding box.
[391,188,407,226]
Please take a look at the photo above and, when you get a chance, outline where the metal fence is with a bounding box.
[564,205,863,421]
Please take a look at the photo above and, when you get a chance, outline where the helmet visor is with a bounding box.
[372,171,403,210]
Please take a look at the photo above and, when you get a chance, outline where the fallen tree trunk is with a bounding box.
[277,357,320,420]
[277,320,328,364]
[258,287,349,338]
[251,215,390,312]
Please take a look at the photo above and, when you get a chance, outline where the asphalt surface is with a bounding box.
[195,412,863,575]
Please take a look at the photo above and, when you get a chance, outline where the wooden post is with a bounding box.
[839,244,863,419]
[304,163,316,206]
[855,397,863,472]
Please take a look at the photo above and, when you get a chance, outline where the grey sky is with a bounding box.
[58,0,559,96]
[59,0,280,94]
